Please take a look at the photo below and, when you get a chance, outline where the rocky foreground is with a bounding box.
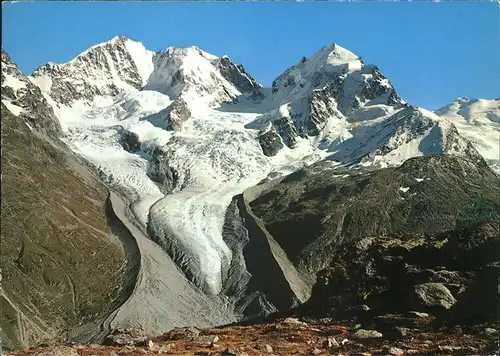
[6,316,499,355]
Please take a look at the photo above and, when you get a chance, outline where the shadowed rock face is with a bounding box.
[307,85,344,136]
[147,144,187,194]
[118,129,141,153]
[360,67,403,106]
[164,98,191,131]
[217,56,262,97]
[258,126,284,157]
[272,116,301,149]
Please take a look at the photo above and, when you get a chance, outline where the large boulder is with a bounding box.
[412,283,457,310]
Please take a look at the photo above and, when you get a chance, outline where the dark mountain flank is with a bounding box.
[1,105,133,351]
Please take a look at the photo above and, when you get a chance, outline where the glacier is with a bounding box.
[52,93,324,295]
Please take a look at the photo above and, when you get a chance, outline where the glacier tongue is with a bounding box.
[146,112,273,294]
[23,38,330,295]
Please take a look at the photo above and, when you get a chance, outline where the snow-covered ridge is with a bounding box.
[144,46,259,108]
[346,107,486,169]
[30,36,263,110]
[435,97,500,173]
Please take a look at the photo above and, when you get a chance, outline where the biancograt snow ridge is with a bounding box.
[30,36,263,109]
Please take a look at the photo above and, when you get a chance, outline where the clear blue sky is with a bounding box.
[2,1,498,110]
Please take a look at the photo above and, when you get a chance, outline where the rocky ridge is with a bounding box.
[1,50,61,136]
[250,155,498,278]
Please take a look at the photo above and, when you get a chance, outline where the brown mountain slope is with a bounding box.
[0,105,131,351]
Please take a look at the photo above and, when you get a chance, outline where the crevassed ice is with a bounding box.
[56,90,321,294]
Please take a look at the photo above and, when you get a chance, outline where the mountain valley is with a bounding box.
[1,36,499,354]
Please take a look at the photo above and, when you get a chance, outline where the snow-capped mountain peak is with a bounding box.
[254,42,405,158]
[307,42,361,71]
[30,37,263,111]
[144,45,262,108]
[30,36,154,106]
[271,43,362,100]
